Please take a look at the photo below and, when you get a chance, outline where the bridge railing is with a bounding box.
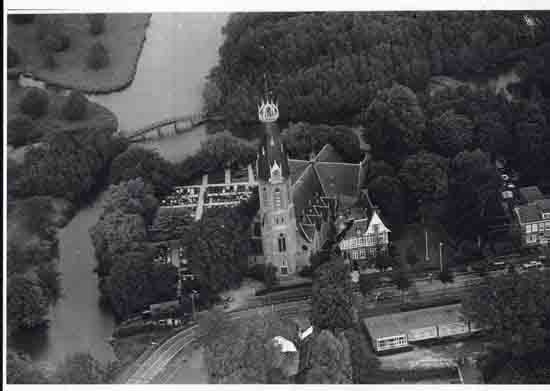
[123,112,212,140]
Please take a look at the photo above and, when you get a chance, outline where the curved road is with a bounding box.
[125,300,311,384]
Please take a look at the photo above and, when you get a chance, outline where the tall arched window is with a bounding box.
[278,233,286,252]
[273,187,282,209]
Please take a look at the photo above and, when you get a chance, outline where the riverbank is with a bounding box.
[8,14,150,93]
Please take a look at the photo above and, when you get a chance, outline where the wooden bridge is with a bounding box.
[124,112,223,142]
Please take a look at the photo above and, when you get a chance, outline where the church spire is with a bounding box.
[256,74,289,181]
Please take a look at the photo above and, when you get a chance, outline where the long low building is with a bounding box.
[363,304,482,353]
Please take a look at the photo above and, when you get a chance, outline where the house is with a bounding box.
[363,304,481,353]
[514,197,550,247]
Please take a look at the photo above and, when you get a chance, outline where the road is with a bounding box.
[125,299,311,383]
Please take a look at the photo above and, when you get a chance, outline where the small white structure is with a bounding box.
[272,336,297,352]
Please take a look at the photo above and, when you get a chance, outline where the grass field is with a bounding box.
[8,14,150,93]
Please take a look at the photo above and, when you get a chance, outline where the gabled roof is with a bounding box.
[515,198,550,223]
[292,165,324,220]
[257,122,289,181]
[288,159,310,184]
[519,186,544,204]
[315,162,360,199]
[314,144,344,163]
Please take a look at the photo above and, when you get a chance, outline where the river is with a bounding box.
[11,13,229,366]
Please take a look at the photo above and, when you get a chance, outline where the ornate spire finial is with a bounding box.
[258,73,279,123]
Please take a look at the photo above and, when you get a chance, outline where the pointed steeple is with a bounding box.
[257,76,289,181]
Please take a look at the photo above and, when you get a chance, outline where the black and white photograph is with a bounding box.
[4,1,550,386]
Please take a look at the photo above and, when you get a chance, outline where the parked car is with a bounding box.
[521,260,544,271]
[501,174,510,182]
[489,261,506,270]
[375,291,394,302]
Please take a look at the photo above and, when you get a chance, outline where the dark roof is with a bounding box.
[519,186,545,203]
[516,198,550,223]
[315,162,360,199]
[257,122,290,181]
[292,165,324,220]
[314,144,344,163]
[288,159,310,184]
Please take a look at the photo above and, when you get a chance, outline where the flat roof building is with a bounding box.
[363,304,479,353]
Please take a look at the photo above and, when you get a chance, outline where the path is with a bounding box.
[194,175,208,221]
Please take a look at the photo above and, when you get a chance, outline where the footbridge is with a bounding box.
[123,112,223,142]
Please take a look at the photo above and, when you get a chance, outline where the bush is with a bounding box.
[87,14,107,35]
[9,14,36,24]
[62,90,88,121]
[19,87,49,119]
[8,115,36,147]
[8,46,20,68]
[87,42,109,70]
[36,17,70,52]
[298,265,314,278]
[264,263,278,290]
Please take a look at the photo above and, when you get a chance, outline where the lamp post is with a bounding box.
[439,242,444,273]
[190,290,198,321]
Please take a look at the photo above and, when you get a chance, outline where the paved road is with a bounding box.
[126,300,311,383]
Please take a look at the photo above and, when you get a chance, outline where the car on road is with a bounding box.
[521,260,544,271]
[375,291,394,302]
[489,261,506,270]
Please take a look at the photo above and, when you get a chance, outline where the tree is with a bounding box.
[448,149,500,240]
[54,352,108,383]
[7,350,48,384]
[9,14,36,24]
[374,251,395,271]
[19,87,49,119]
[101,178,159,223]
[36,263,62,304]
[393,267,412,301]
[87,14,107,35]
[406,244,420,266]
[363,83,426,166]
[87,42,109,70]
[7,276,49,331]
[106,252,177,319]
[109,147,178,197]
[8,115,37,147]
[462,271,550,382]
[365,160,396,184]
[311,258,354,331]
[202,79,223,114]
[358,274,377,296]
[368,175,405,229]
[342,328,380,383]
[398,151,449,216]
[62,90,88,121]
[430,109,474,158]
[199,309,298,383]
[304,330,352,384]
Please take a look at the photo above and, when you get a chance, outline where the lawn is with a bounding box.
[8,14,150,93]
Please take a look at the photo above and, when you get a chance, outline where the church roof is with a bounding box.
[315,162,361,199]
[288,159,310,184]
[314,144,344,163]
[293,165,324,220]
[257,121,289,181]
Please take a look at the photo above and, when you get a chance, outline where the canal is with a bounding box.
[11,12,229,366]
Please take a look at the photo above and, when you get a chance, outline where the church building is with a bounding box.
[253,98,390,276]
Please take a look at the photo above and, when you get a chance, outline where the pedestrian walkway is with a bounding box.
[224,168,231,184]
[247,164,255,184]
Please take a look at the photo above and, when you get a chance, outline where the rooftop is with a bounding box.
[363,304,465,340]
[519,186,545,204]
[516,198,550,223]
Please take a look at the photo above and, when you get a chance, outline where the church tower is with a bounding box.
[256,97,298,276]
